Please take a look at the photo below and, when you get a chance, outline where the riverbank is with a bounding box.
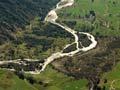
[52,37,120,89]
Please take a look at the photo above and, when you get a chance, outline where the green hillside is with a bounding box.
[0,70,37,90]
[0,0,120,90]
[58,0,120,36]
[0,0,59,44]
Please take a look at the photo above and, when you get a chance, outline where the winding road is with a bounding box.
[0,0,97,75]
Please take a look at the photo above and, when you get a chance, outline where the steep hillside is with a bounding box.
[0,0,59,44]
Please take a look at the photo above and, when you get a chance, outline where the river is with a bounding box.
[0,0,97,76]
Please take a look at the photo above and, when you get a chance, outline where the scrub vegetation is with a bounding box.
[0,0,120,90]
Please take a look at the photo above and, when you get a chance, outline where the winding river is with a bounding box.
[0,0,97,75]
[41,0,97,72]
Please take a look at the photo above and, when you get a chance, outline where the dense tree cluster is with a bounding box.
[0,17,73,60]
[0,0,59,44]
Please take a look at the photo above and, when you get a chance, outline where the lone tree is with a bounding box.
[26,76,36,84]
[91,0,94,3]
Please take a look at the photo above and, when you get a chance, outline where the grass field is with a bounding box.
[0,70,37,90]
[58,0,120,36]
[0,67,88,90]
[99,62,120,90]
[25,66,88,90]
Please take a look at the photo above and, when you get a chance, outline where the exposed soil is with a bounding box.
[52,37,120,89]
